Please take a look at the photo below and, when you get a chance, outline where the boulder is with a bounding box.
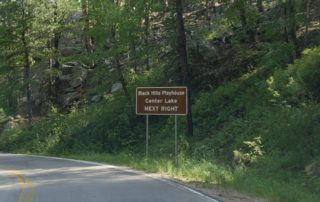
[3,121,18,131]
[111,83,123,93]
[70,66,88,88]
[91,95,102,103]
[305,162,319,177]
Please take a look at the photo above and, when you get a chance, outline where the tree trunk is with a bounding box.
[212,0,216,16]
[304,0,311,45]
[130,41,137,72]
[21,3,32,123]
[205,0,211,29]
[175,0,193,137]
[48,41,53,104]
[115,55,129,98]
[257,0,264,12]
[110,24,129,98]
[144,3,150,71]
[53,32,61,107]
[107,1,129,99]
[238,0,247,28]
[52,1,62,107]
[288,0,299,58]
[164,0,169,14]
[82,0,93,54]
[283,2,289,43]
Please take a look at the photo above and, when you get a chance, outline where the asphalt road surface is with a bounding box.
[0,154,218,202]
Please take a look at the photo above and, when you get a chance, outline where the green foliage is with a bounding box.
[291,48,320,99]
[266,47,320,103]
[232,162,320,202]
[0,108,6,120]
[193,74,270,140]
[0,70,166,154]
[259,42,295,70]
[233,137,263,168]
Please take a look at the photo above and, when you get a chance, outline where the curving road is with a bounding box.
[0,154,219,202]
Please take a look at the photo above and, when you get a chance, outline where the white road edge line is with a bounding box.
[5,153,220,202]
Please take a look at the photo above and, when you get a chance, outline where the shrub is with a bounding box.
[291,48,320,100]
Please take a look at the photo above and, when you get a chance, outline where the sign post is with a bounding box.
[175,115,178,163]
[146,115,149,157]
[136,87,188,159]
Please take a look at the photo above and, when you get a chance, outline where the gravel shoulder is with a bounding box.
[179,181,267,202]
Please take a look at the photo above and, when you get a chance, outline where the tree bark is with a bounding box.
[130,41,137,72]
[288,0,299,58]
[304,0,311,45]
[144,2,150,71]
[82,0,93,54]
[175,0,193,137]
[238,0,247,28]
[110,24,129,98]
[163,0,169,14]
[283,2,289,43]
[115,55,129,98]
[257,0,264,12]
[21,1,32,122]
[53,33,61,107]
[205,0,211,29]
[52,1,62,107]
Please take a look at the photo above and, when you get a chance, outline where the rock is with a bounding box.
[0,117,9,125]
[104,59,112,65]
[60,74,72,81]
[305,162,319,176]
[15,115,22,119]
[59,12,83,57]
[91,95,102,102]
[63,92,80,106]
[21,97,28,102]
[111,83,123,93]
[70,66,88,88]
[3,121,18,131]
[55,62,89,107]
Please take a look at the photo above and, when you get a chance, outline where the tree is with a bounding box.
[81,0,93,55]
[0,1,23,113]
[45,0,76,107]
[175,0,194,137]
[282,0,299,58]
[0,0,36,122]
[20,0,33,122]
[257,0,263,12]
[0,0,77,117]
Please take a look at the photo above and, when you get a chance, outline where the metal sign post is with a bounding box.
[136,87,187,159]
[175,115,178,164]
[146,115,149,157]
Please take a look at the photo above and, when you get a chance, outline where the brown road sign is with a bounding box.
[136,87,188,115]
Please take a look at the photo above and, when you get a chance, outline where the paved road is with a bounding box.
[0,154,218,202]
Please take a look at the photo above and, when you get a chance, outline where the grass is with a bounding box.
[59,152,320,202]
[232,169,320,202]
[62,153,233,184]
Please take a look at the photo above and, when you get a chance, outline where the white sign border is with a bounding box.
[136,86,188,116]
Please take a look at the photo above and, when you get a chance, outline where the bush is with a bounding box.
[291,48,320,100]
[270,47,320,103]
